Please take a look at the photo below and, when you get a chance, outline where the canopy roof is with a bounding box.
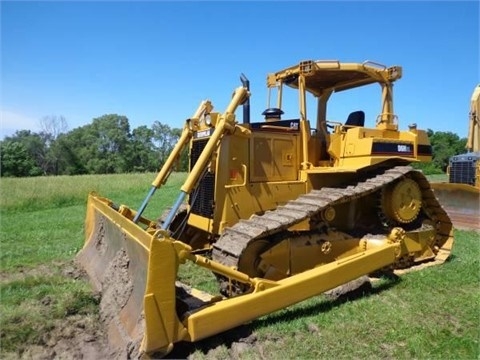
[267,60,402,96]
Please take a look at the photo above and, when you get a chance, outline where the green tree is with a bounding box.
[128,125,157,172]
[152,122,178,165]
[0,131,44,176]
[0,141,39,177]
[91,114,131,174]
[38,115,69,175]
[172,128,189,172]
[0,124,71,176]
[429,130,467,172]
[151,122,188,171]
[51,116,131,175]
[52,127,90,175]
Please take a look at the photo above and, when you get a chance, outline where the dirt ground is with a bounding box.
[1,261,109,360]
[2,258,381,360]
[13,315,109,360]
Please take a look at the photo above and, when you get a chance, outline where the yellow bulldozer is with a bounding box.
[77,60,454,358]
[431,85,480,230]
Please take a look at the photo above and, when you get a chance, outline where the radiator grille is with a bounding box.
[189,139,215,218]
[449,159,476,185]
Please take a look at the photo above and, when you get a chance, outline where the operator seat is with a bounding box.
[345,111,365,127]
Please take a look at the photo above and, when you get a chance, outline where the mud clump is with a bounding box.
[324,275,373,302]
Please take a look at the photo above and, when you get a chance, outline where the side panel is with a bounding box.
[219,130,305,233]
[250,132,300,182]
[328,127,432,168]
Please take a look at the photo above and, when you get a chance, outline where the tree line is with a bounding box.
[0,114,188,177]
[0,114,467,177]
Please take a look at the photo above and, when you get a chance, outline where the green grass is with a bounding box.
[0,173,479,359]
[426,173,448,183]
[0,172,186,215]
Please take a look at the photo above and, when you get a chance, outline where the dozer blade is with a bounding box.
[432,183,480,231]
[77,193,193,357]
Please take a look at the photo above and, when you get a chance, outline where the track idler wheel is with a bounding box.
[382,178,422,224]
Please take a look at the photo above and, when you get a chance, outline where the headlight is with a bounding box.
[205,114,212,126]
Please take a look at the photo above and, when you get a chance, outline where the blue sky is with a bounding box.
[1,1,479,139]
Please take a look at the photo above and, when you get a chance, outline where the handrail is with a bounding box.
[260,125,297,131]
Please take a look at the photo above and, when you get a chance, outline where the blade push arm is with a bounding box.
[133,101,213,223]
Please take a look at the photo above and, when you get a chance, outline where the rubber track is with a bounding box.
[212,166,453,271]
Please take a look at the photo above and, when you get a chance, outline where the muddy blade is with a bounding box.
[76,194,182,357]
[432,183,480,231]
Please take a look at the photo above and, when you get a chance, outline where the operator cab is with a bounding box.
[264,60,402,133]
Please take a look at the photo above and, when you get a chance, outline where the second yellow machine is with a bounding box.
[431,85,480,230]
[77,60,454,357]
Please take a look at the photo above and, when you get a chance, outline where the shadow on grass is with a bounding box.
[251,274,401,330]
[162,275,401,359]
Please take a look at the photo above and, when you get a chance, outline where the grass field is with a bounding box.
[0,172,478,359]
